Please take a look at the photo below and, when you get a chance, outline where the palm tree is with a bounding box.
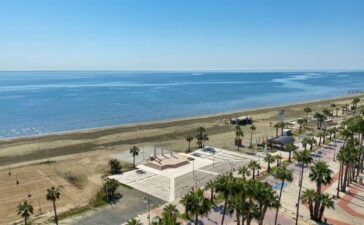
[127,218,143,225]
[205,180,215,203]
[46,186,61,225]
[352,97,360,110]
[255,181,280,225]
[318,193,335,221]
[309,161,332,219]
[274,155,283,167]
[129,146,140,168]
[202,133,209,148]
[196,127,208,148]
[301,189,316,219]
[102,179,120,202]
[297,119,304,133]
[249,124,256,148]
[285,143,297,162]
[314,112,326,130]
[330,103,336,116]
[273,166,293,225]
[248,160,261,179]
[273,123,280,136]
[301,136,310,150]
[294,150,313,225]
[186,135,194,152]
[308,137,317,151]
[160,204,180,225]
[264,153,276,173]
[309,161,333,194]
[215,173,235,225]
[109,159,122,174]
[335,107,340,117]
[238,165,251,179]
[17,200,33,225]
[235,126,244,150]
[304,106,312,118]
[322,108,332,119]
[341,104,348,115]
[181,189,211,225]
[279,122,285,136]
[316,131,325,146]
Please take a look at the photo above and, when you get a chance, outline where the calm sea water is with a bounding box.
[0,71,363,138]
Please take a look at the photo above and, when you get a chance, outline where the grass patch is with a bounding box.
[57,205,92,221]
[35,160,56,166]
[56,190,107,221]
[91,191,107,208]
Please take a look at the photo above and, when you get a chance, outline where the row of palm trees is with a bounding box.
[337,115,364,195]
[264,152,287,172]
[185,127,209,152]
[127,203,182,225]
[17,186,61,225]
[182,172,280,225]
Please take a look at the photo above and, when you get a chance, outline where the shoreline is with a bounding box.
[0,93,362,168]
[0,93,362,143]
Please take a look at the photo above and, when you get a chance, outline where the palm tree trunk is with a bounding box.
[274,179,285,225]
[313,184,321,220]
[188,141,191,152]
[25,216,28,225]
[236,211,241,225]
[259,206,268,225]
[133,156,136,168]
[319,137,322,146]
[289,152,291,162]
[295,165,305,225]
[53,200,59,225]
[221,200,227,225]
[318,205,325,221]
[195,214,198,225]
[210,188,214,203]
[337,161,342,198]
[250,131,253,147]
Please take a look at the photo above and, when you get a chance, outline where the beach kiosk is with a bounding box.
[268,136,295,150]
[230,116,253,125]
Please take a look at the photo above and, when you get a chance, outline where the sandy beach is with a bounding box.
[1,94,363,168]
[0,94,363,224]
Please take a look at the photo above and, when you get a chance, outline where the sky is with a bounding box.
[0,0,363,71]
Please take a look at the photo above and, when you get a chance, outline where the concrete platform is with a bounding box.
[109,147,253,202]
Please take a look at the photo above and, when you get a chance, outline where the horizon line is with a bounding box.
[1,68,364,73]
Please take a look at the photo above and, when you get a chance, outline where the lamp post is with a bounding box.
[191,158,195,176]
[143,196,152,225]
[333,139,337,162]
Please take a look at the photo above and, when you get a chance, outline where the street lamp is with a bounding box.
[191,158,195,176]
[143,196,152,225]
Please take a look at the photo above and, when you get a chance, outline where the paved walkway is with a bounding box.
[337,180,364,219]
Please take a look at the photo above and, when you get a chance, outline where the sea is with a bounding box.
[0,71,363,139]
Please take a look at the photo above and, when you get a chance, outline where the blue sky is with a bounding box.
[0,0,363,70]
